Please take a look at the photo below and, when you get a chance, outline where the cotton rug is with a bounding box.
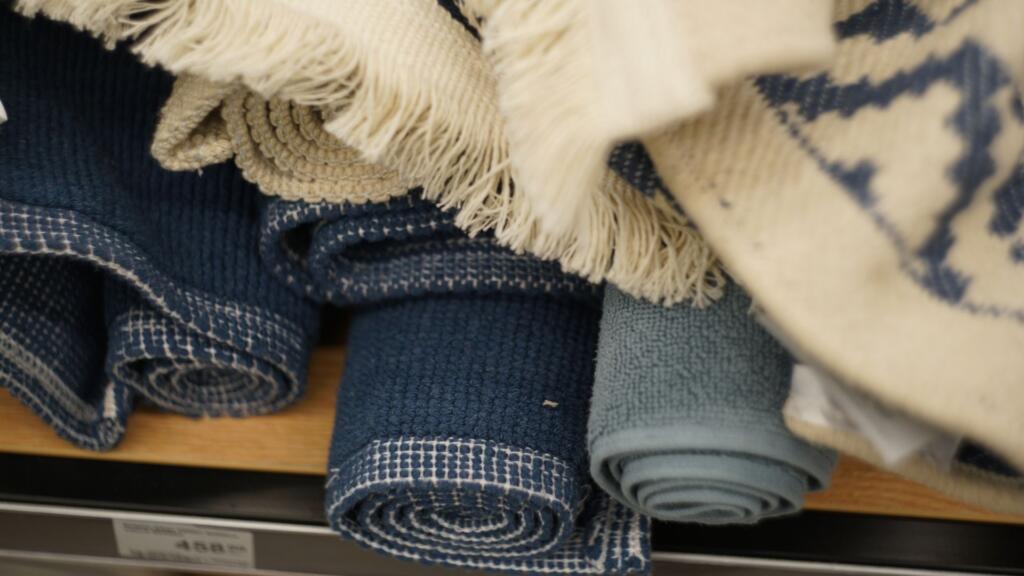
[0,12,319,449]
[589,284,835,524]
[327,294,649,574]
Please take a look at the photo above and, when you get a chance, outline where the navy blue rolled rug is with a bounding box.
[0,11,319,449]
[327,294,649,575]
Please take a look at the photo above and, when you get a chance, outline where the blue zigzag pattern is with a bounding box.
[755,0,1024,320]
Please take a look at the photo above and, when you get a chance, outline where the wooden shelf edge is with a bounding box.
[1,344,1022,526]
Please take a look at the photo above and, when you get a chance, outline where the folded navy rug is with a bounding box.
[0,12,319,449]
[260,192,594,305]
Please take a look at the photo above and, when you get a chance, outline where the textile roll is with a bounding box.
[785,368,1024,514]
[0,13,319,449]
[259,193,600,305]
[589,285,836,524]
[327,294,650,574]
[280,181,647,571]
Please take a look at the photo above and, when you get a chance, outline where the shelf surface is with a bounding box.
[1,344,1022,526]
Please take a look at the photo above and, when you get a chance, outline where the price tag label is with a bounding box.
[112,519,255,569]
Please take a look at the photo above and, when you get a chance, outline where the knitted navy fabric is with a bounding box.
[606,143,671,199]
[589,285,837,524]
[260,194,601,305]
[0,256,130,448]
[327,294,650,574]
[0,12,319,449]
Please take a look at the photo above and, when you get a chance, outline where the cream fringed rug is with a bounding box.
[467,0,835,238]
[14,0,738,306]
[647,0,1024,477]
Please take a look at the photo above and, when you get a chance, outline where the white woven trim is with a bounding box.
[0,200,307,355]
[327,438,572,515]
[325,436,647,573]
[370,500,550,556]
[0,375,126,450]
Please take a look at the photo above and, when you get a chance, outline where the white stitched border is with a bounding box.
[0,199,313,429]
[325,436,649,574]
[260,199,599,305]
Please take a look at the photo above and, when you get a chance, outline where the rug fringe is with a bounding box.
[15,0,134,47]
[472,0,605,237]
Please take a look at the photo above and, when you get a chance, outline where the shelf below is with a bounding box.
[1,344,1021,526]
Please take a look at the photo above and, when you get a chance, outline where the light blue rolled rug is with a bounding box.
[588,284,837,524]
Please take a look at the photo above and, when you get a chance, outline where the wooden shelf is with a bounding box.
[1,343,1022,526]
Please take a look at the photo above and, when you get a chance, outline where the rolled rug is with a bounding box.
[589,285,836,524]
[0,12,319,447]
[327,294,650,574]
[256,142,643,570]
[260,193,600,305]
